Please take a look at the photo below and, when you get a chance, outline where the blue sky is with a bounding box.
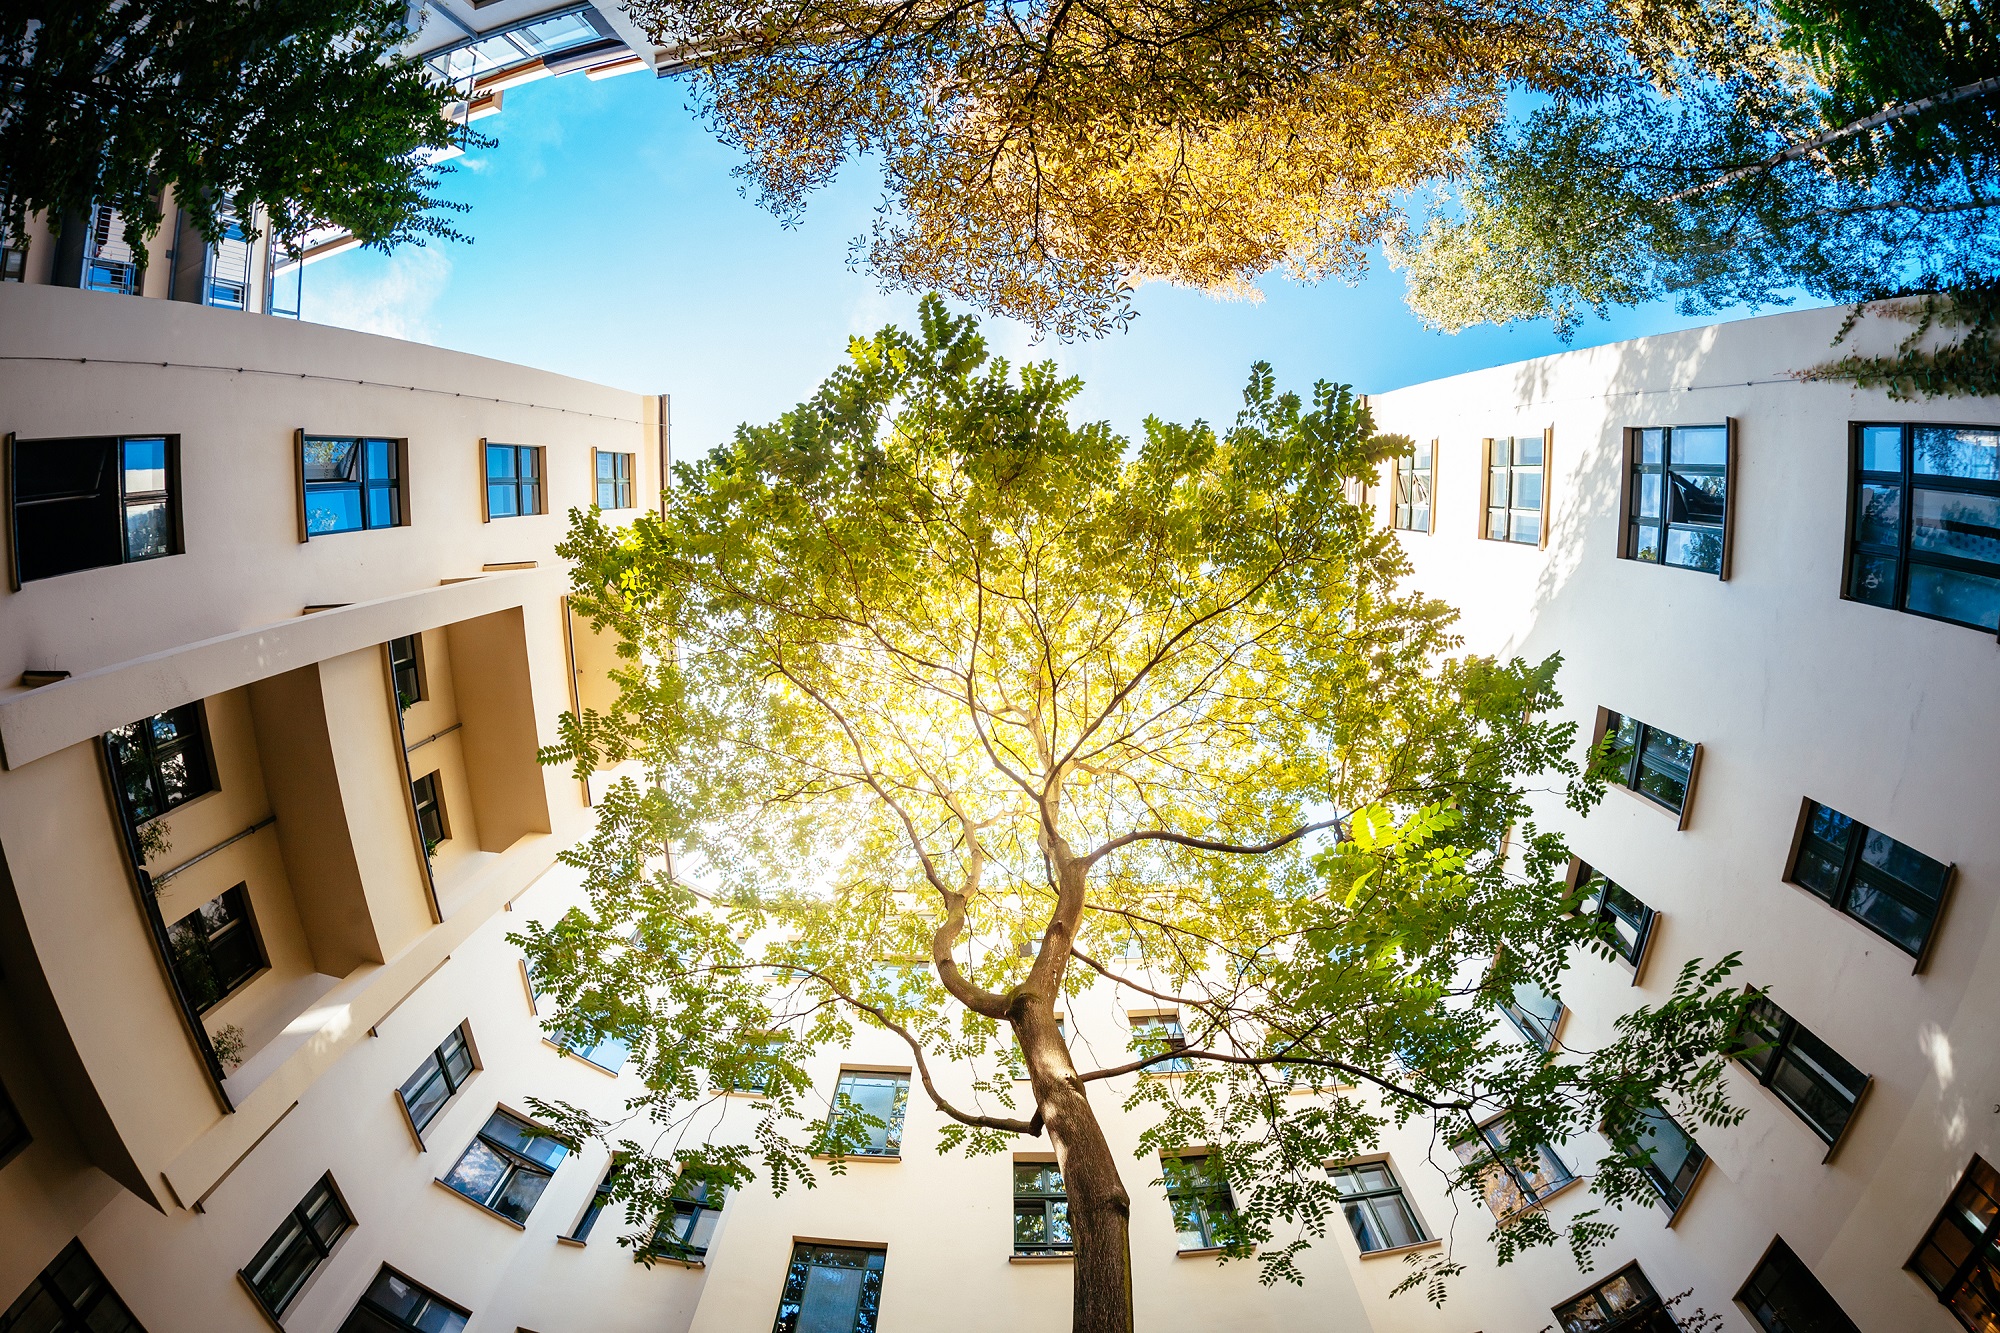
[305,70,1795,458]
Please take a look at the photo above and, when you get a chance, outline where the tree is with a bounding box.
[1,0,470,267]
[525,296,1749,1333]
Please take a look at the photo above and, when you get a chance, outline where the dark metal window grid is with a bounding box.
[1625,424,1729,575]
[596,450,635,510]
[652,1176,726,1260]
[440,1109,569,1224]
[9,434,180,584]
[1574,863,1657,969]
[1739,1235,1861,1333]
[1599,712,1696,816]
[399,1024,475,1136]
[770,1244,885,1333]
[243,1175,353,1318]
[1553,1262,1675,1333]
[1788,798,1952,962]
[825,1071,909,1156]
[1,1240,145,1333]
[412,772,447,850]
[1731,993,1868,1147]
[1485,434,1545,545]
[1013,1161,1073,1256]
[1845,422,2000,634]
[339,1266,469,1333]
[1455,1118,1573,1218]
[302,436,402,536]
[1909,1155,2000,1332]
[105,703,213,826]
[1163,1155,1236,1250]
[1330,1161,1428,1253]
[165,884,264,1012]
[389,636,425,708]
[1623,1104,1706,1214]
[485,443,543,518]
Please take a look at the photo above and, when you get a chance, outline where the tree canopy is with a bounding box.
[524,297,1749,1332]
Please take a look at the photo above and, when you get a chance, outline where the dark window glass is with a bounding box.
[337,1267,469,1333]
[1,244,25,282]
[485,444,542,518]
[770,1244,885,1333]
[1741,1235,1861,1333]
[0,1077,27,1164]
[12,435,178,582]
[398,1024,475,1136]
[1013,1161,1072,1256]
[1623,1104,1706,1213]
[1597,712,1695,816]
[825,1071,908,1156]
[1163,1155,1237,1250]
[1574,864,1657,966]
[389,636,424,708]
[1330,1160,1427,1252]
[1910,1155,2000,1333]
[652,1175,726,1259]
[1498,979,1564,1050]
[596,451,635,510]
[1,1239,145,1333]
[1628,425,1728,573]
[166,885,263,1011]
[105,702,214,827]
[1731,995,1867,1145]
[1394,443,1432,533]
[1486,434,1544,545]
[1788,800,1949,958]
[243,1175,353,1318]
[1131,1014,1191,1072]
[1554,1262,1676,1333]
[303,436,401,536]
[1454,1118,1573,1218]
[441,1110,568,1223]
[571,1159,621,1241]
[1847,424,2000,632]
[412,772,446,851]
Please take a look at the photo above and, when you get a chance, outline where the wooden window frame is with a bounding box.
[481,439,545,521]
[1480,428,1552,548]
[411,770,449,850]
[593,448,636,511]
[1392,441,1435,534]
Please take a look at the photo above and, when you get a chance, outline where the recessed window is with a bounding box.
[1625,424,1730,575]
[1573,864,1656,968]
[338,1267,469,1333]
[1,242,25,283]
[1731,994,1867,1147]
[1622,1104,1706,1215]
[2,1240,143,1332]
[1498,978,1563,1050]
[564,1032,631,1074]
[1484,433,1546,545]
[1846,423,2000,632]
[1553,1262,1676,1333]
[441,1109,569,1223]
[652,1175,725,1260]
[399,1023,476,1138]
[1909,1155,2000,1330]
[1788,799,1951,960]
[1163,1155,1237,1250]
[1454,1117,1573,1218]
[484,443,543,519]
[1393,442,1433,533]
[1330,1160,1427,1253]
[0,1075,27,1165]
[825,1071,908,1157]
[411,772,447,851]
[166,884,264,1011]
[9,434,179,584]
[596,450,635,510]
[724,1033,786,1094]
[81,204,140,294]
[1597,711,1697,817]
[568,1159,621,1241]
[389,636,425,708]
[1013,1161,1072,1256]
[243,1174,354,1318]
[302,436,402,536]
[104,702,215,832]
[1742,1235,1860,1333]
[772,1244,884,1333]
[1131,1013,1191,1073]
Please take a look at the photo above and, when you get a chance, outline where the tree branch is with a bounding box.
[1082,816,1343,867]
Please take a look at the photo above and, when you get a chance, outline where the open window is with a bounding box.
[8,433,180,585]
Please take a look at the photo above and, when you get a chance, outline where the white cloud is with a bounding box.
[300,246,455,344]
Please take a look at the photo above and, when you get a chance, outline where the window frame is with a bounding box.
[1497,977,1565,1051]
[1480,429,1551,548]
[296,432,407,540]
[388,635,426,708]
[1130,1011,1192,1073]
[1844,421,2000,635]
[1012,1158,1073,1257]
[1552,1261,1672,1333]
[5,432,184,588]
[105,702,216,828]
[1908,1154,2000,1331]
[1618,1103,1708,1219]
[481,439,545,520]
[1454,1116,1575,1219]
[1392,440,1434,534]
[1593,708,1702,826]
[1329,1158,1431,1255]
[651,1174,727,1262]
[411,771,448,852]
[3,1239,145,1333]
[1730,991,1871,1156]
[398,1021,478,1143]
[1569,860,1658,982]
[340,1265,470,1333]
[240,1173,356,1319]
[593,448,636,511]
[1741,1234,1862,1333]
[165,882,267,1013]
[770,1243,885,1333]
[824,1069,910,1157]
[565,1157,623,1243]
[1618,420,1736,579]
[1783,796,1955,970]
[1162,1153,1237,1252]
[438,1106,570,1225]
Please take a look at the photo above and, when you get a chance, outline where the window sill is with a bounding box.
[1608,782,1686,822]
[644,1253,707,1270]
[1176,1247,1236,1259]
[556,1235,588,1248]
[541,1039,624,1077]
[432,1178,527,1229]
[1357,1238,1442,1261]
[811,1153,902,1163]
[1009,1254,1074,1264]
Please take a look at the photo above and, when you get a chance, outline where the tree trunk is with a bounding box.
[1017,999,1133,1333]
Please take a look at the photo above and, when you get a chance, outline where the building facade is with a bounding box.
[2,279,1997,1333]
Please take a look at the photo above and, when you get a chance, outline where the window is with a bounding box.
[1,241,24,283]
[1731,994,1867,1147]
[1598,712,1697,818]
[565,1032,631,1074]
[652,1175,725,1260]
[770,1244,884,1333]
[440,1109,569,1222]
[1131,1013,1191,1073]
[1163,1155,1237,1251]
[338,1267,468,1333]
[1330,1160,1427,1253]
[1498,978,1564,1050]
[825,1071,908,1156]
[105,703,213,828]
[1013,1161,1072,1256]
[1846,423,2000,632]
[1625,424,1730,575]
[1573,864,1657,969]
[302,436,402,536]
[596,451,635,509]
[1911,1155,2000,1331]
[1393,442,1433,533]
[412,772,447,851]
[569,1159,621,1241]
[242,1175,354,1318]
[399,1023,476,1137]
[484,443,543,519]
[423,5,618,86]
[0,1076,27,1165]
[166,885,264,1011]
[10,434,178,583]
[201,211,251,310]
[1743,1235,1861,1333]
[1454,1118,1573,1218]
[723,1034,788,1094]
[1553,1262,1677,1333]
[1621,1104,1706,1214]
[1788,799,1951,960]
[1,1240,144,1332]
[83,204,140,295]
[389,636,425,708]
[1485,433,1546,544]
